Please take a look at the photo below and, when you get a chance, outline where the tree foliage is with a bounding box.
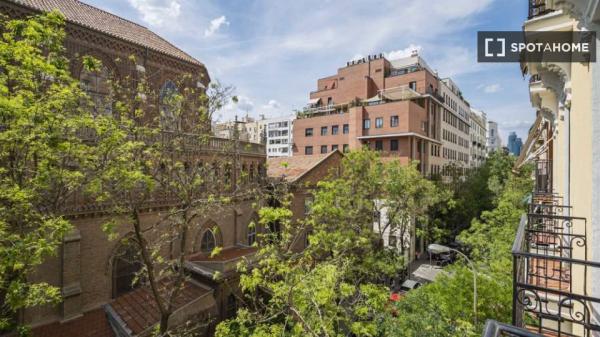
[384,152,533,337]
[216,150,442,337]
[0,11,114,334]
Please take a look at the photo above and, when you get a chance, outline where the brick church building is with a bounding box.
[0,1,266,336]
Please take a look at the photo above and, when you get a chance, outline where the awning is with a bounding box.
[380,85,422,101]
[308,97,321,105]
[515,114,543,168]
[362,95,383,103]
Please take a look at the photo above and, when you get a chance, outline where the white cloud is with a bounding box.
[483,84,502,93]
[204,15,230,37]
[350,54,364,61]
[216,95,255,121]
[430,46,481,78]
[262,99,281,109]
[128,0,180,27]
[386,44,422,60]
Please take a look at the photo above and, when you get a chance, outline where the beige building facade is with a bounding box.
[469,108,487,168]
[505,1,600,336]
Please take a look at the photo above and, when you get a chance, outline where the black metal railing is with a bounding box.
[528,0,554,19]
[511,206,600,337]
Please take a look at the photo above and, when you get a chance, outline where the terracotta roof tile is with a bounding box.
[267,151,340,182]
[32,308,115,337]
[10,0,203,67]
[109,280,209,335]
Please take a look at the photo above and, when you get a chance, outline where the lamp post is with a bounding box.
[427,243,478,326]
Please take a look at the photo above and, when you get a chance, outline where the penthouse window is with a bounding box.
[390,115,399,127]
[390,139,399,151]
[305,146,313,155]
[332,125,339,135]
[363,119,371,130]
[305,128,313,137]
[343,124,349,134]
[321,126,328,136]
[409,81,417,91]
[375,117,383,128]
[320,145,327,154]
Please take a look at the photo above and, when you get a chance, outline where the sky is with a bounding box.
[84,0,535,143]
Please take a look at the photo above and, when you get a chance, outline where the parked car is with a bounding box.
[399,279,422,294]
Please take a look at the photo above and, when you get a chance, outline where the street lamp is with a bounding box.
[427,243,478,326]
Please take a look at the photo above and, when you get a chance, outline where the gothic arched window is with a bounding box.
[247,223,256,246]
[226,294,237,318]
[159,80,179,130]
[200,230,216,253]
[112,240,142,298]
[80,65,112,116]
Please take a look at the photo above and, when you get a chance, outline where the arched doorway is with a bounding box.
[112,239,143,298]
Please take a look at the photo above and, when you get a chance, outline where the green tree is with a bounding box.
[216,149,442,337]
[383,152,533,337]
[0,12,116,334]
[379,160,441,256]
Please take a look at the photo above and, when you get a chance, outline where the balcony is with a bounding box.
[510,197,600,337]
[528,0,555,20]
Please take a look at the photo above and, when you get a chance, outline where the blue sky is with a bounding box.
[85,0,535,143]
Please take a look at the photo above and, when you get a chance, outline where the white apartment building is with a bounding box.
[439,78,471,176]
[486,120,502,153]
[213,115,267,144]
[469,108,487,168]
[266,115,294,157]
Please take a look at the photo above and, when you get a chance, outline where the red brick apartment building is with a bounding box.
[293,52,456,176]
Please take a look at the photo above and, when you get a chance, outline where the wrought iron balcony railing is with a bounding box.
[511,207,600,337]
